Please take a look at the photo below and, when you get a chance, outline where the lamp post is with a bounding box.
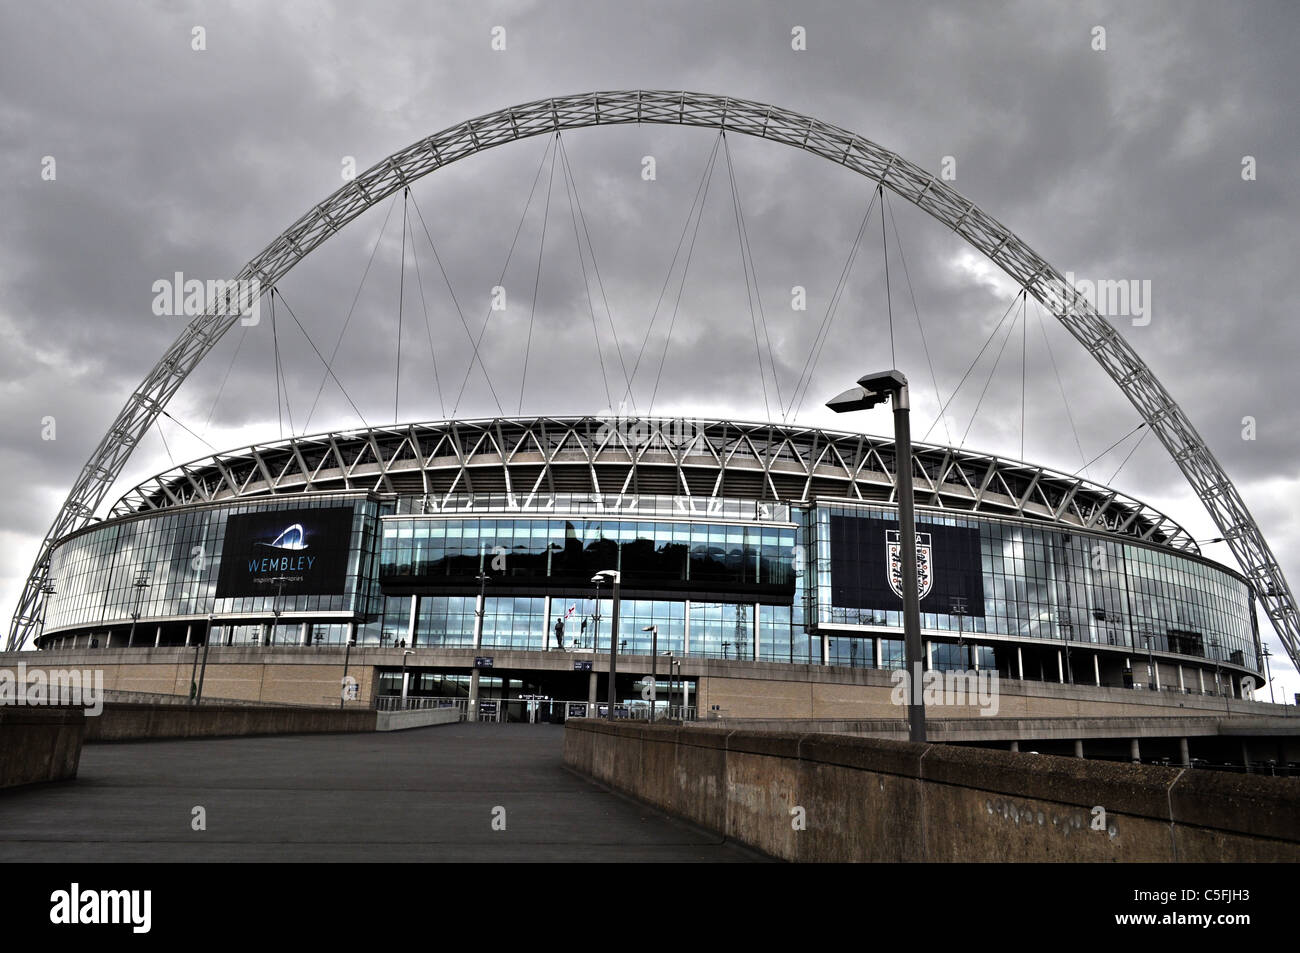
[951,596,968,669]
[401,650,414,709]
[593,570,621,719]
[827,370,926,743]
[340,630,355,709]
[127,569,152,648]
[269,575,291,647]
[1262,645,1275,704]
[642,625,658,721]
[37,579,57,644]
[195,613,214,705]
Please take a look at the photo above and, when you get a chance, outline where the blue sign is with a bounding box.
[567,702,589,718]
[474,656,494,669]
[573,660,592,671]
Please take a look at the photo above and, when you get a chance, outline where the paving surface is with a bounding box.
[0,724,762,862]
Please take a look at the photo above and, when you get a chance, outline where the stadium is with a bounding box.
[27,414,1263,719]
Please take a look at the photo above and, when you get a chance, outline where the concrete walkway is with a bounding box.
[0,724,761,862]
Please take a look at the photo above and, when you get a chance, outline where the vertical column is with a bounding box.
[1153,660,1161,692]
[874,636,882,670]
[1129,739,1141,763]
[406,595,418,648]
[925,640,933,669]
[299,622,309,646]
[1010,741,1020,753]
[154,626,162,648]
[1057,650,1064,683]
[752,603,760,661]
[1016,646,1024,679]
[1177,665,1185,692]
[468,669,480,716]
[1073,739,1084,759]
[1093,653,1100,686]
[588,670,597,718]
[820,634,829,666]
[543,595,552,650]
[184,624,192,647]
[683,601,691,656]
[1198,669,1205,693]
[1179,737,1190,767]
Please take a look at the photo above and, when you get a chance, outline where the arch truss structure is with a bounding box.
[8,90,1297,669]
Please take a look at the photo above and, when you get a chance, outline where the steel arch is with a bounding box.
[8,89,1296,670]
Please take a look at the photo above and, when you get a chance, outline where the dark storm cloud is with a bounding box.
[2,0,1298,681]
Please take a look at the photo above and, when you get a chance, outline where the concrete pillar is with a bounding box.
[406,595,418,647]
[184,624,192,647]
[1073,739,1084,759]
[1153,660,1161,692]
[468,669,480,716]
[874,637,882,670]
[299,622,309,646]
[1241,740,1252,774]
[154,626,162,648]
[1177,665,1185,692]
[1129,738,1141,763]
[1179,737,1190,767]
[1010,741,1020,753]
[588,670,597,717]
[1057,650,1064,683]
[1198,669,1205,693]
[259,622,268,645]
[752,603,760,661]
[104,632,112,649]
[1016,646,1023,679]
[1094,653,1100,687]
[926,640,933,669]
[820,634,829,666]
[683,600,691,655]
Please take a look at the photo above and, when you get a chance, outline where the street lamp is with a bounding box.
[642,625,658,721]
[827,369,926,743]
[37,578,57,644]
[1262,645,1275,704]
[593,570,621,719]
[401,650,415,709]
[268,574,291,647]
[127,569,152,648]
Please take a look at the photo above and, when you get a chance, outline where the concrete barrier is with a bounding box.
[376,707,463,731]
[564,720,1300,862]
[84,703,377,742]
[0,708,85,788]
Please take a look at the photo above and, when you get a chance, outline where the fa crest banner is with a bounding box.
[886,530,933,599]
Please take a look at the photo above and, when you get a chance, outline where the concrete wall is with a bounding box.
[376,706,462,731]
[84,703,376,742]
[564,720,1300,862]
[6,646,1284,721]
[0,708,85,788]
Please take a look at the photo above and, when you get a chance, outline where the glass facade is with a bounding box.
[44,496,382,633]
[811,502,1259,672]
[38,491,1259,680]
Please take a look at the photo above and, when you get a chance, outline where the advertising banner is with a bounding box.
[215,506,355,597]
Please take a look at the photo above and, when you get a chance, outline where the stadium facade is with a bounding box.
[29,416,1264,714]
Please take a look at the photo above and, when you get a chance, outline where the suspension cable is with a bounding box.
[920,289,1022,443]
[722,132,783,418]
[879,184,896,369]
[1075,421,1146,476]
[786,187,878,421]
[721,132,770,421]
[302,191,400,434]
[519,139,558,415]
[885,193,951,445]
[1108,424,1151,484]
[648,136,720,415]
[1031,296,1090,477]
[1020,290,1027,460]
[624,133,723,411]
[201,322,250,437]
[451,135,557,417]
[958,291,1023,449]
[395,188,408,424]
[274,288,369,427]
[557,135,634,411]
[406,188,503,416]
[557,134,614,413]
[405,195,446,419]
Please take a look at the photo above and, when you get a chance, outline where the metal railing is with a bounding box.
[374,694,697,723]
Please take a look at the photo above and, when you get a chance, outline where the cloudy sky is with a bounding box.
[3,1,1297,690]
